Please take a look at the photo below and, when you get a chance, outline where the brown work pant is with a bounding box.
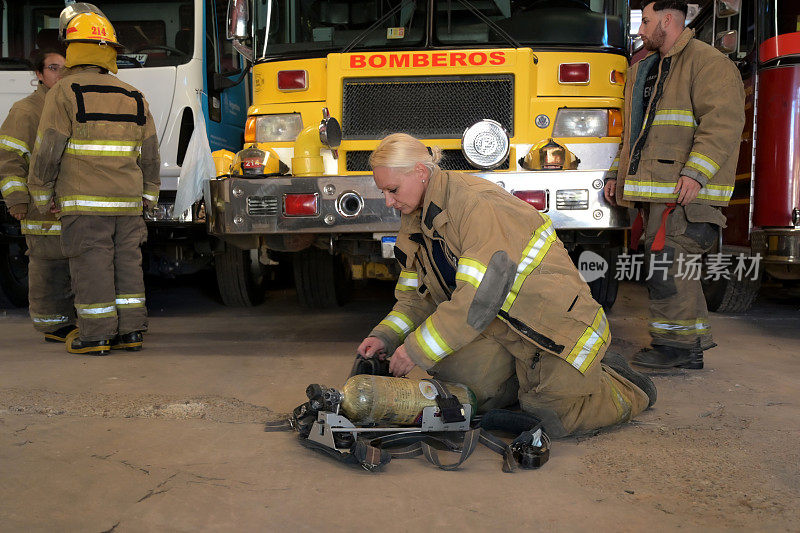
[428,319,650,437]
[25,234,75,333]
[60,215,148,341]
[643,204,719,350]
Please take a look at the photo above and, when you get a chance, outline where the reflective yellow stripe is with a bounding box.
[685,151,720,179]
[20,220,61,235]
[652,109,698,127]
[623,180,733,202]
[28,187,53,207]
[59,195,142,214]
[649,318,709,335]
[455,257,487,289]
[609,158,619,171]
[379,310,415,338]
[413,317,452,363]
[0,176,27,195]
[501,216,556,312]
[65,139,141,157]
[75,302,117,319]
[116,293,146,308]
[565,307,610,373]
[396,269,419,292]
[0,135,30,158]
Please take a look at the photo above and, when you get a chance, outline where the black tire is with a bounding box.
[215,243,266,307]
[293,247,352,308]
[703,274,761,313]
[573,246,620,311]
[0,239,29,307]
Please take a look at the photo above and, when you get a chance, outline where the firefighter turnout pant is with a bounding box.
[60,215,148,341]
[427,320,651,437]
[643,203,719,351]
[26,234,75,333]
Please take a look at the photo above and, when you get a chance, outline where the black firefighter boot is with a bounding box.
[603,351,657,408]
[632,344,694,369]
[66,329,111,356]
[111,331,144,351]
[44,325,79,343]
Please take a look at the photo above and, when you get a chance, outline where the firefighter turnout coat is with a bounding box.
[609,28,745,207]
[0,85,60,236]
[28,66,160,213]
[369,168,610,374]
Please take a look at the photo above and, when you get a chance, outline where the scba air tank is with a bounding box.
[340,375,477,426]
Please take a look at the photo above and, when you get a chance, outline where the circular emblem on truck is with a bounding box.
[535,114,550,128]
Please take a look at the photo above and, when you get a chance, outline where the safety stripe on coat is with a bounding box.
[649,318,709,335]
[455,257,487,289]
[565,307,610,373]
[20,220,61,235]
[0,135,30,158]
[622,180,733,202]
[0,176,27,196]
[59,195,143,214]
[685,151,720,180]
[65,140,141,157]
[652,109,698,127]
[28,188,53,208]
[142,185,159,202]
[31,313,70,325]
[75,302,117,319]
[413,317,452,363]
[395,270,419,292]
[501,216,556,312]
[609,157,619,171]
[115,293,146,308]
[379,310,415,339]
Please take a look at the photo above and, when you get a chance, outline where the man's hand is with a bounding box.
[9,203,27,220]
[389,344,416,377]
[357,336,387,359]
[48,198,60,214]
[603,179,618,206]
[674,176,701,206]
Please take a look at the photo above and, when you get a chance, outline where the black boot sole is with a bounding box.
[604,352,657,408]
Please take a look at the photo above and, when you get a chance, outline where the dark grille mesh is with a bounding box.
[342,75,514,139]
[345,150,510,172]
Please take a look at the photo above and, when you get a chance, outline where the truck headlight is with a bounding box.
[246,113,303,143]
[461,119,510,170]
[552,109,608,137]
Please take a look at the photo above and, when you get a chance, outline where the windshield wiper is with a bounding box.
[454,0,520,48]
[341,0,416,54]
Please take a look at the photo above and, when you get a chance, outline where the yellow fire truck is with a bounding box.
[209,0,630,308]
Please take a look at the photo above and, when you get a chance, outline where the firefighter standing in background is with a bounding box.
[358,133,657,438]
[0,47,77,342]
[604,0,745,369]
[28,3,160,355]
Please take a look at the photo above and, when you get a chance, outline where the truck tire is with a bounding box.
[293,247,351,308]
[215,243,266,307]
[573,246,619,311]
[702,274,760,314]
[0,239,28,307]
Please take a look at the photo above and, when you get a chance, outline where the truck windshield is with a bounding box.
[0,0,194,70]
[760,0,800,41]
[253,0,628,60]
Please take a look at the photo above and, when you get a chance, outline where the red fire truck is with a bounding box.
[683,0,799,312]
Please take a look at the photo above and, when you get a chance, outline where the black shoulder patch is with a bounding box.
[71,83,146,125]
[394,247,408,267]
[424,202,442,229]
[409,233,425,245]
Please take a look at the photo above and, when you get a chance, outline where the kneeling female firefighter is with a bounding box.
[358,133,657,437]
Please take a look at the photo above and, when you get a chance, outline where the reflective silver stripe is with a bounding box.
[77,305,116,315]
[0,135,30,156]
[396,270,419,291]
[650,321,709,332]
[0,179,26,194]
[115,297,145,306]
[65,140,141,156]
[455,258,486,289]
[570,329,602,371]
[142,193,158,201]
[21,221,61,233]
[609,158,619,170]
[380,311,415,337]
[61,199,141,209]
[652,111,697,127]
[32,315,69,324]
[414,318,452,362]
[685,152,720,179]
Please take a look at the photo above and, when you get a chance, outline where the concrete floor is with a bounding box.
[1,278,799,531]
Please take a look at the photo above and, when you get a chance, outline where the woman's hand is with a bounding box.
[389,345,416,377]
[357,336,386,359]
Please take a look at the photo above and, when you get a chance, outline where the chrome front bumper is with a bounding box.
[207,170,629,236]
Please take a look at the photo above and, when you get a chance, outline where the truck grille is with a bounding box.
[342,75,514,140]
[345,150,510,172]
[247,195,279,216]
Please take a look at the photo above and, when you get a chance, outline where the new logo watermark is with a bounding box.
[577,250,608,283]
[576,251,761,282]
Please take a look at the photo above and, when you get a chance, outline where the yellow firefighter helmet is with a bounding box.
[59,3,123,49]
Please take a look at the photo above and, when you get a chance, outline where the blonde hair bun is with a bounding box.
[369,133,441,172]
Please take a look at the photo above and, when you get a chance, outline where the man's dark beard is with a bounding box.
[643,23,666,51]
